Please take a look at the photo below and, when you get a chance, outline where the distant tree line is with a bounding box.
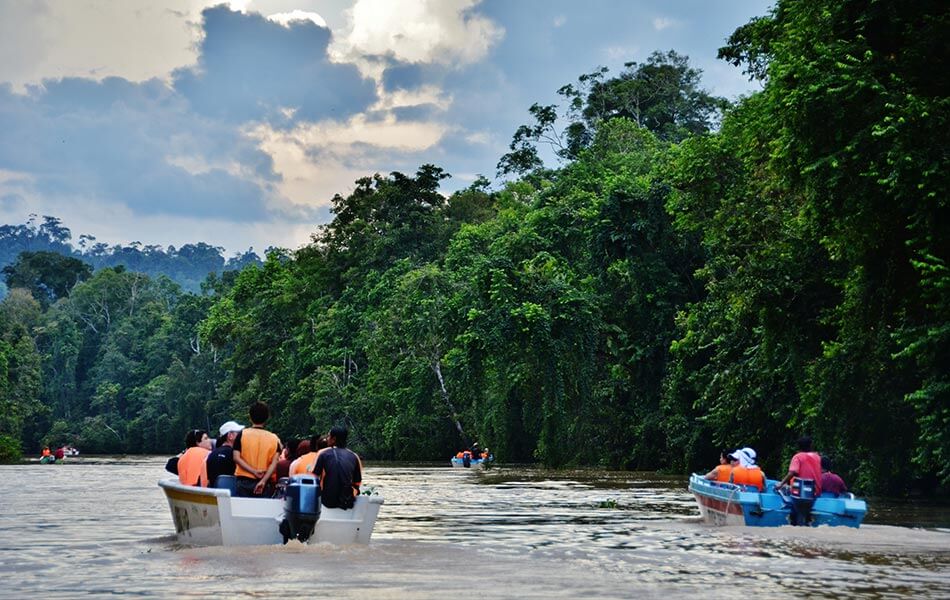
[0,1,945,495]
[0,215,262,295]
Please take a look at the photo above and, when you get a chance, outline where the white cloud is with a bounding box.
[553,15,566,28]
[332,0,504,67]
[249,114,447,207]
[652,17,678,31]
[603,44,640,63]
[266,9,327,29]
[0,0,209,91]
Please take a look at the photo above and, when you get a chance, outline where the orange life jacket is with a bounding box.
[41,448,51,457]
[290,451,320,476]
[714,465,733,483]
[456,452,464,459]
[730,465,765,491]
[234,427,280,480]
[178,446,210,487]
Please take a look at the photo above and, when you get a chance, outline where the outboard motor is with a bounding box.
[279,475,321,543]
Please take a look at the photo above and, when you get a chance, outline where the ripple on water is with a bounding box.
[0,459,948,598]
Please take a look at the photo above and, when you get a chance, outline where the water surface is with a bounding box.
[1,457,948,598]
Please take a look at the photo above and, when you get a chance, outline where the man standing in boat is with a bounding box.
[312,425,362,509]
[776,436,823,525]
[233,402,282,497]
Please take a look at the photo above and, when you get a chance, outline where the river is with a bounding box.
[1,457,949,598]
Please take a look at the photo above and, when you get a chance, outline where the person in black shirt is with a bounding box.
[206,420,244,487]
[312,425,362,509]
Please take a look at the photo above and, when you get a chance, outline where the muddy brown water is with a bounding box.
[1,457,948,598]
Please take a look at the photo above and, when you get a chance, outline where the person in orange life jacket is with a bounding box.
[178,429,213,487]
[290,435,329,476]
[206,420,244,488]
[233,402,282,498]
[312,425,363,510]
[776,436,823,525]
[729,447,766,491]
[820,455,848,497]
[704,450,736,482]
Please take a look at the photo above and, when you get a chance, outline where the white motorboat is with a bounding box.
[158,477,383,546]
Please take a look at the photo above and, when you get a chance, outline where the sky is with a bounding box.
[0,0,772,256]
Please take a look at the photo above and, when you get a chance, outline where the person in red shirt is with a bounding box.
[776,436,822,525]
[820,455,848,497]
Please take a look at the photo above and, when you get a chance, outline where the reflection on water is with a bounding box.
[1,458,948,599]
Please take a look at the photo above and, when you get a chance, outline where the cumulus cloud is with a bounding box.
[267,10,328,29]
[0,0,203,91]
[173,6,376,125]
[333,0,504,70]
[0,78,278,221]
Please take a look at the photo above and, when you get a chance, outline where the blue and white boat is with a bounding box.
[450,455,493,469]
[688,473,867,527]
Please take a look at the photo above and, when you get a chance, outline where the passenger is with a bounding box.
[178,429,213,487]
[820,456,848,497]
[776,436,823,525]
[287,439,310,476]
[206,420,244,487]
[276,437,299,480]
[54,446,65,461]
[312,425,362,510]
[729,447,766,491]
[233,401,282,497]
[704,450,736,482]
[41,447,51,458]
[289,435,329,476]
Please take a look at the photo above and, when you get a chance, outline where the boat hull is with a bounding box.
[450,457,493,469]
[688,474,866,528]
[158,478,383,546]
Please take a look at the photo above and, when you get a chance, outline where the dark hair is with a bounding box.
[309,433,330,451]
[185,429,207,448]
[797,436,813,452]
[249,401,270,425]
[820,455,832,471]
[216,434,228,447]
[329,425,348,448]
[284,438,300,460]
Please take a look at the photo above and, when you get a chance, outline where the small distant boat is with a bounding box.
[688,473,867,527]
[157,477,384,546]
[450,455,493,469]
[63,447,80,457]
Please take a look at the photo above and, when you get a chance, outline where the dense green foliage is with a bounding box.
[0,1,945,494]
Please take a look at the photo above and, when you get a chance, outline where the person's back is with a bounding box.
[790,451,822,495]
[54,446,65,460]
[178,429,212,487]
[777,437,822,525]
[704,451,735,483]
[233,402,281,497]
[312,426,363,509]
[731,465,766,491]
[820,456,848,496]
[290,435,329,476]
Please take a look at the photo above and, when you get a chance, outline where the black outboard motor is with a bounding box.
[279,475,321,543]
